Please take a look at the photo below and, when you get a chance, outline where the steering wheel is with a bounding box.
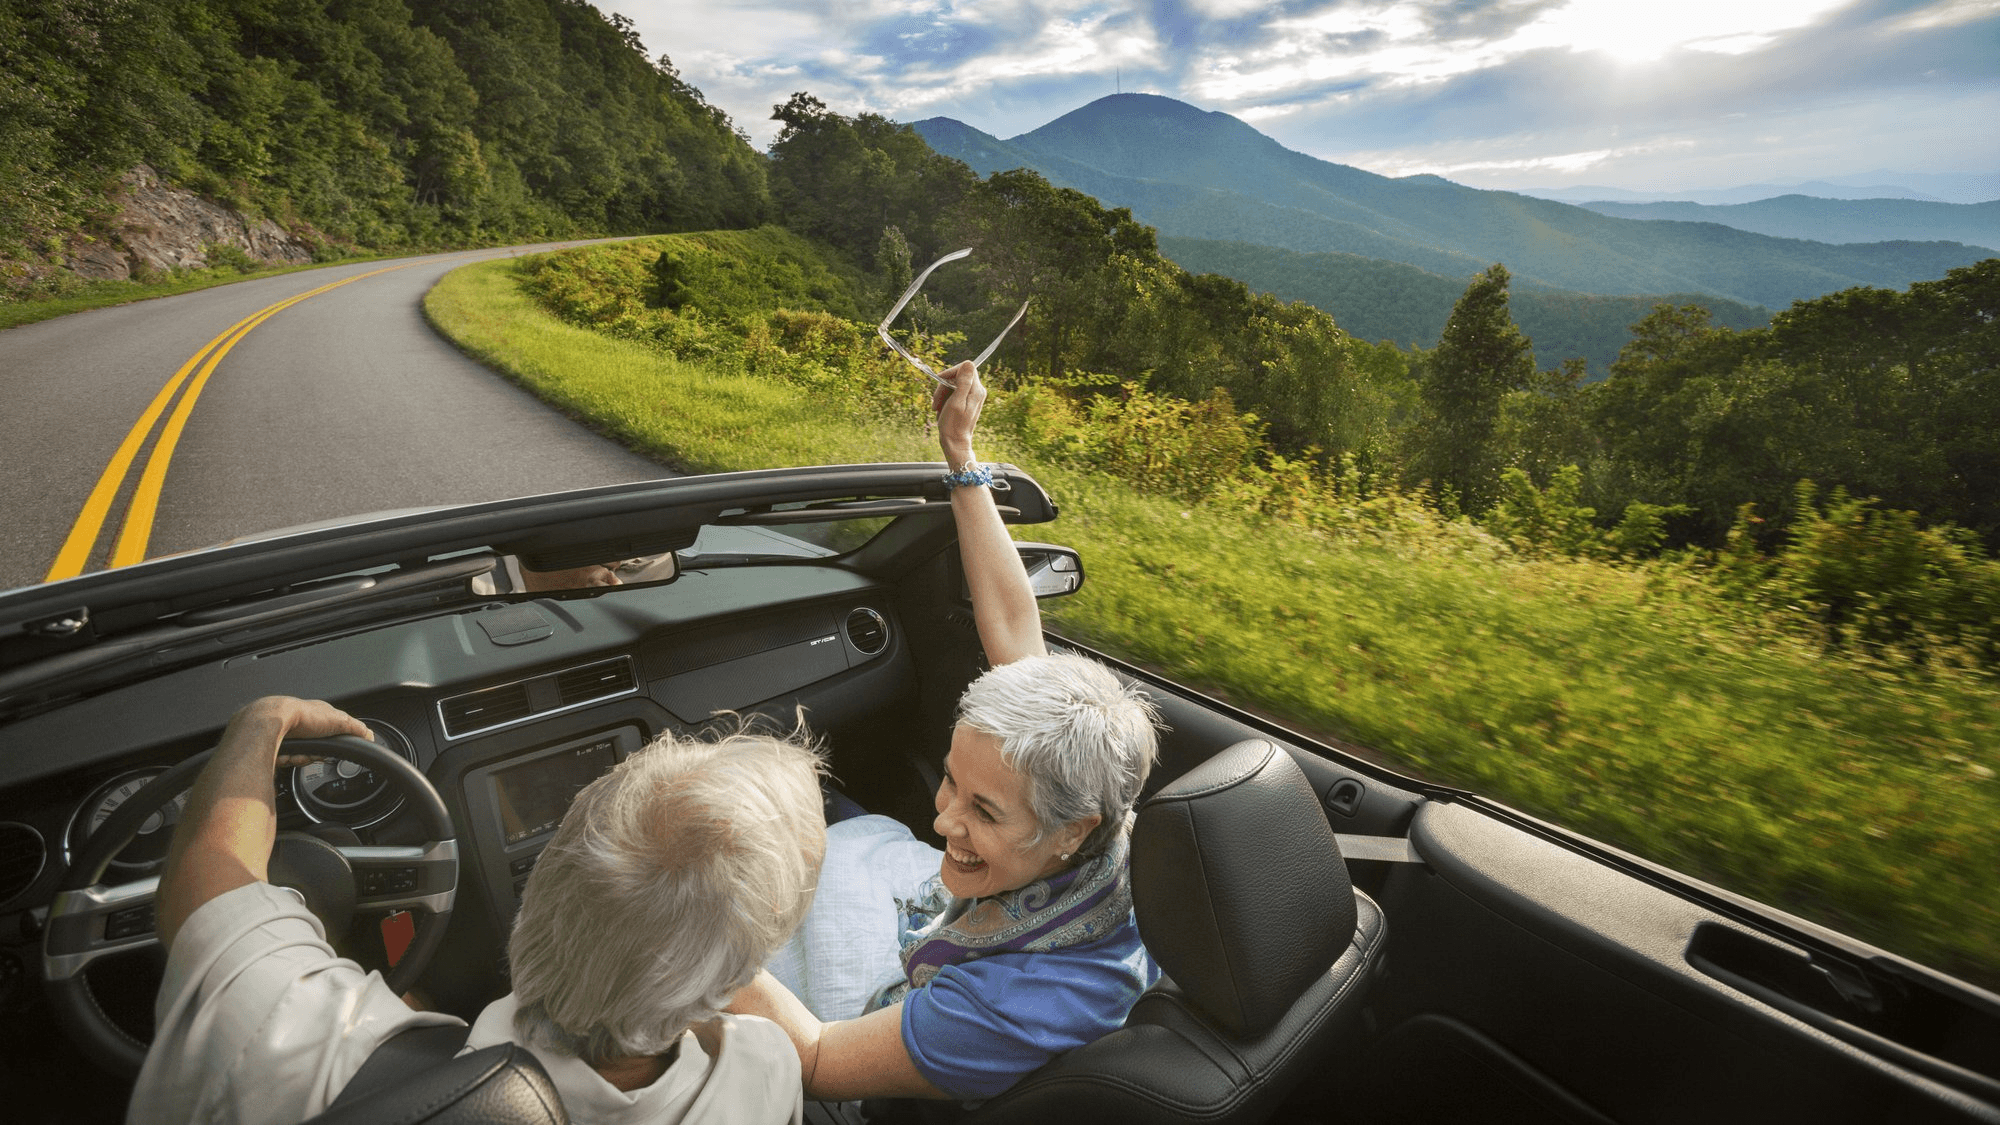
[40,735,459,1077]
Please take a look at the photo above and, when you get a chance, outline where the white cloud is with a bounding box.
[1180,0,1274,16]
[1348,139,1701,180]
[1235,102,1305,122]
[1888,0,2000,30]
[1507,0,1854,62]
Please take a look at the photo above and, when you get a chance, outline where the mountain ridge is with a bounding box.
[1575,196,2000,252]
[1519,171,2000,206]
[911,94,1991,309]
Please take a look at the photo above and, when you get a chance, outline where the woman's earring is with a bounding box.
[1061,852,1072,861]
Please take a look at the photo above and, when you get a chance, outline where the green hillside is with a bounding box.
[0,0,766,291]
[1158,236,1774,375]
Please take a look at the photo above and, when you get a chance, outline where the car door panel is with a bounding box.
[1357,801,2000,1124]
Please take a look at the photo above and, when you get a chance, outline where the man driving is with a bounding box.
[128,695,826,1124]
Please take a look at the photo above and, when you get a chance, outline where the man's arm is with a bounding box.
[934,361,1047,668]
[156,697,370,947]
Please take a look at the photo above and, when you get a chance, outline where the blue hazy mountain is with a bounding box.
[910,94,1991,310]
[1573,196,2000,253]
[1521,172,2000,206]
[1522,182,1942,205]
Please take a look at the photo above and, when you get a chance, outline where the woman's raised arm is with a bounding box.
[933,362,1047,667]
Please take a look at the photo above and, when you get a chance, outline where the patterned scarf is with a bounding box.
[870,832,1134,1009]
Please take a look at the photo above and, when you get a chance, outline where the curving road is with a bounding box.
[0,243,674,592]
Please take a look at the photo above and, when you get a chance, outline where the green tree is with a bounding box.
[1499,357,1595,490]
[768,93,973,268]
[947,168,1156,380]
[1410,264,1535,512]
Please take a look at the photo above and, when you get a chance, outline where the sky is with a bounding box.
[607,0,2000,199]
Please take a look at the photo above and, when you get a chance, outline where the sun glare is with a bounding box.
[1515,0,1852,62]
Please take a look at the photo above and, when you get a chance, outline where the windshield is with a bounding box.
[685,511,899,562]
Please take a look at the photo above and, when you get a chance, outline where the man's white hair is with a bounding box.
[507,727,827,1066]
[956,653,1161,858]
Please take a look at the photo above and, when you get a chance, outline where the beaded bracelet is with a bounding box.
[943,461,993,491]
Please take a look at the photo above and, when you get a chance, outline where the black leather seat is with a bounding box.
[962,739,1387,1124]
[298,1025,568,1125]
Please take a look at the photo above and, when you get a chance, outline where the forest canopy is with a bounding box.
[0,0,767,270]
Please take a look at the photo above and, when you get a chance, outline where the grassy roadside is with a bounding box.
[426,250,2000,986]
[0,255,399,332]
[422,249,932,470]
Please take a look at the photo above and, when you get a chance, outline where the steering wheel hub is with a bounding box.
[269,833,358,940]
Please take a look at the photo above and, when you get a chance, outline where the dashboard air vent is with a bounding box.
[440,681,533,738]
[556,658,636,705]
[844,608,889,656]
[0,823,45,905]
[438,656,641,740]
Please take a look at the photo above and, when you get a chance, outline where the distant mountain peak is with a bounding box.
[1018,92,1275,148]
[906,116,997,142]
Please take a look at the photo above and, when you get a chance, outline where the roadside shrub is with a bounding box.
[1083,385,1264,504]
[1604,500,1693,559]
[1704,486,2000,670]
[203,242,259,274]
[1487,465,1598,558]
[744,308,932,423]
[1775,483,2000,666]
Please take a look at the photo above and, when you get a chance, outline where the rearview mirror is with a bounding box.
[476,552,679,595]
[1016,543,1083,599]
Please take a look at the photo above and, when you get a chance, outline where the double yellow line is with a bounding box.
[44,263,418,582]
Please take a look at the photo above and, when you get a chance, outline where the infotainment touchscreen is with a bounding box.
[492,737,617,845]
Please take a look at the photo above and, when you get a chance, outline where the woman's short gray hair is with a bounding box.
[956,653,1161,858]
[507,727,827,1066]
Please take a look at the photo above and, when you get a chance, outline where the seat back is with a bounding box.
[302,1032,567,1125]
[964,739,1387,1124]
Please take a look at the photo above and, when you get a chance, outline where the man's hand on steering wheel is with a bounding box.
[44,695,460,1076]
[158,697,373,946]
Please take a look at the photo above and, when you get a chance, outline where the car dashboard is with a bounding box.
[0,561,928,1035]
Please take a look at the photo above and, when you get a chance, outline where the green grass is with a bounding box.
[0,255,396,331]
[426,251,2000,988]
[423,252,932,470]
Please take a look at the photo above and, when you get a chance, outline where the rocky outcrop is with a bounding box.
[65,166,317,281]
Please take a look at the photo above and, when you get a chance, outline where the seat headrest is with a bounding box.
[1131,739,1357,1039]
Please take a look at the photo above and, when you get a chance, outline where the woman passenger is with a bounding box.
[728,361,1162,1101]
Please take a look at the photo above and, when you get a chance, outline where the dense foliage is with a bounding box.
[1585,260,2000,543]
[1155,235,1775,374]
[0,0,766,290]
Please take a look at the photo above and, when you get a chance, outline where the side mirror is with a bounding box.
[1016,542,1084,599]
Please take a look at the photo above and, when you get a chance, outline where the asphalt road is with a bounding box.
[0,243,674,592]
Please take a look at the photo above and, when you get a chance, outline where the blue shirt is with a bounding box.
[899,911,1157,1100]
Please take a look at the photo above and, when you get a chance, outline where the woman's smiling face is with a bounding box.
[932,725,1096,899]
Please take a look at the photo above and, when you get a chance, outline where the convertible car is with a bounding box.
[0,463,1994,1123]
